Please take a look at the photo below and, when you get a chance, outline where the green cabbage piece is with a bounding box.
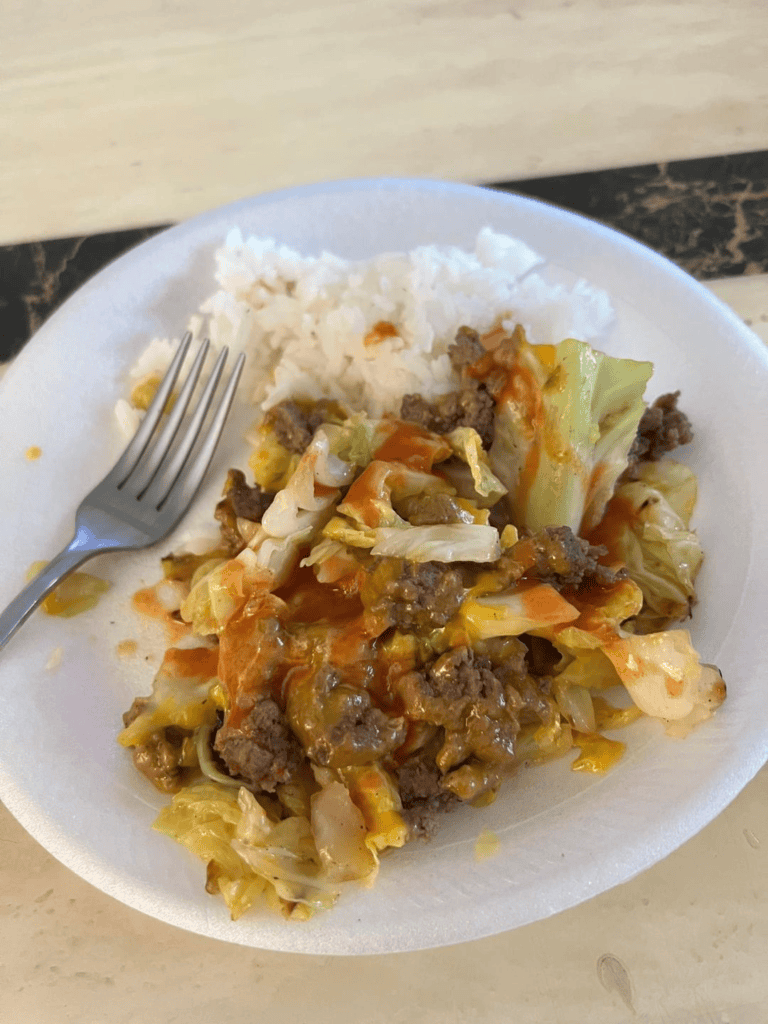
[609,461,703,628]
[446,427,508,506]
[371,523,501,563]
[489,338,653,534]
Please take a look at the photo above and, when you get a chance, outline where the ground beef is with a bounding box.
[393,647,557,814]
[325,703,406,766]
[379,560,465,632]
[514,674,556,726]
[449,326,485,373]
[122,701,193,794]
[286,665,407,770]
[476,635,529,679]
[214,697,304,792]
[265,399,315,453]
[265,398,343,454]
[528,526,624,589]
[130,729,190,793]
[395,646,521,781]
[214,469,273,553]
[395,492,474,526]
[404,646,507,730]
[399,386,495,447]
[394,749,459,838]
[628,391,694,466]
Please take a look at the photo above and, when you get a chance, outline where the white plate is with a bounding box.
[1,179,767,955]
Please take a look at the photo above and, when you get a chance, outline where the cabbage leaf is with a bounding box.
[461,582,580,639]
[371,523,501,563]
[488,337,652,534]
[446,427,507,505]
[602,461,703,628]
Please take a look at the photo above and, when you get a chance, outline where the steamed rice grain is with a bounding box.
[118,227,614,433]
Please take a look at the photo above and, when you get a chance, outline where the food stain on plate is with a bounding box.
[475,829,501,862]
[27,562,111,618]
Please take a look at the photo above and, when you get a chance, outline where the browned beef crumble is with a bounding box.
[487,526,624,595]
[397,649,518,762]
[449,326,486,373]
[265,398,344,455]
[214,697,304,792]
[394,745,459,838]
[395,492,475,526]
[378,560,465,632]
[628,391,693,466]
[286,665,407,769]
[527,526,625,589]
[514,674,556,727]
[398,327,496,446]
[399,387,495,447]
[215,468,274,553]
[391,643,555,821]
[122,701,194,793]
[265,399,315,453]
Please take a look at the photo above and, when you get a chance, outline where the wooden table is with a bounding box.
[2,2,767,1020]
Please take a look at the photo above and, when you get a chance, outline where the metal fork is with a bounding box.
[0,333,245,650]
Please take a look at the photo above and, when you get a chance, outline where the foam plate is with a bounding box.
[1,179,767,954]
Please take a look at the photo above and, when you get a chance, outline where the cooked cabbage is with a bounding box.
[488,336,652,534]
[118,650,220,748]
[461,583,579,639]
[446,427,507,505]
[600,461,703,628]
[371,523,501,563]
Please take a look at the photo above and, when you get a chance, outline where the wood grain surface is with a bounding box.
[3,0,768,243]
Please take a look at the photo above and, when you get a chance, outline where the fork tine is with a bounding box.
[159,352,246,520]
[122,337,210,495]
[141,346,228,507]
[112,331,192,484]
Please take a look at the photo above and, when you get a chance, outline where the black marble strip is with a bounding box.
[498,149,768,280]
[2,149,767,364]
[0,226,168,363]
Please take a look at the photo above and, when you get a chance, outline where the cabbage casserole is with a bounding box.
[119,323,725,920]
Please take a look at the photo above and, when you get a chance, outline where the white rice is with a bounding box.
[117,227,614,435]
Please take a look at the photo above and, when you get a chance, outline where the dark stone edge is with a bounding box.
[2,149,767,362]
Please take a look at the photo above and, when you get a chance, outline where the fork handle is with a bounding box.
[0,541,95,651]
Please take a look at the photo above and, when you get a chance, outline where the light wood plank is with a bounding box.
[2,0,768,242]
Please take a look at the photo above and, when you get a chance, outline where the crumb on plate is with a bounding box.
[45,647,63,671]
